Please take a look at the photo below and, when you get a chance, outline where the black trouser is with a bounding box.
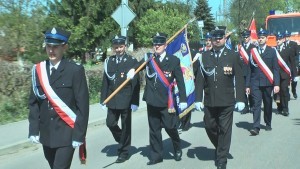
[251,86,273,129]
[204,105,234,165]
[277,78,290,112]
[180,110,191,130]
[244,76,253,110]
[147,104,181,161]
[106,108,132,158]
[43,145,75,169]
[291,81,297,94]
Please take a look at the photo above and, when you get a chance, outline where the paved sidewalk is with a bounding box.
[0,93,146,155]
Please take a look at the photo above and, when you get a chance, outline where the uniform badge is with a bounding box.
[224,66,232,75]
[51,28,57,34]
[164,71,171,77]
[121,72,124,78]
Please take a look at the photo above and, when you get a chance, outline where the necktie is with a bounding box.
[215,51,220,62]
[51,67,56,78]
[215,51,220,57]
[260,48,263,54]
[116,57,122,64]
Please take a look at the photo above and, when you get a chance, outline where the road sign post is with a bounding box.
[111,0,136,38]
[197,20,204,39]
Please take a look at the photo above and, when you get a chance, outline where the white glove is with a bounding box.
[293,76,299,82]
[101,103,107,111]
[235,102,245,112]
[72,141,83,148]
[179,102,188,110]
[193,53,201,62]
[131,104,138,112]
[127,69,135,79]
[195,102,204,111]
[29,135,40,144]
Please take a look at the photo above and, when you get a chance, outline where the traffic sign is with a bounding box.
[111,0,136,37]
[197,20,204,28]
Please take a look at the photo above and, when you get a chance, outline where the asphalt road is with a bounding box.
[0,94,300,169]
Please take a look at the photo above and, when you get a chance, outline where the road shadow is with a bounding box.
[101,144,119,157]
[186,146,234,161]
[186,146,214,161]
[235,121,252,131]
[191,121,205,128]
[292,118,300,125]
[134,137,192,161]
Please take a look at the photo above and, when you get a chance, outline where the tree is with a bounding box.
[135,8,190,47]
[228,0,286,33]
[0,0,46,62]
[193,0,215,33]
[44,0,121,62]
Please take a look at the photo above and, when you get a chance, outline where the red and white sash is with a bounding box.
[238,45,249,64]
[251,48,274,84]
[274,48,291,77]
[35,61,76,128]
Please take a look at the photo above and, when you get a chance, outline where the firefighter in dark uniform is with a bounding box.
[100,35,140,163]
[127,32,187,165]
[197,27,245,169]
[275,32,297,116]
[246,29,280,136]
[284,30,299,99]
[199,32,213,53]
[240,30,256,114]
[28,27,89,169]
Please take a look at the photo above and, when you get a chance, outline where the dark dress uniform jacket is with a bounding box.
[197,48,245,107]
[278,45,297,79]
[286,40,299,75]
[246,46,280,87]
[28,59,89,148]
[142,53,187,107]
[101,54,140,109]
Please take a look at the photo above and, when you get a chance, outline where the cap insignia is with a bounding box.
[51,28,57,34]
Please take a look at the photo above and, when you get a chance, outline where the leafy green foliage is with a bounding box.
[229,0,287,33]
[136,8,190,47]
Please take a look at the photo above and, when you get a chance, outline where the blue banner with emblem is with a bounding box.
[166,27,195,118]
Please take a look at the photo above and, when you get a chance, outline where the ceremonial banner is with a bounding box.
[166,27,195,118]
[249,18,258,41]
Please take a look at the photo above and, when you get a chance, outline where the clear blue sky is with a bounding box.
[208,0,222,18]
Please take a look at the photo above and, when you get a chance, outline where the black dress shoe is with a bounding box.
[276,109,282,115]
[265,125,272,131]
[250,128,259,135]
[115,156,128,163]
[174,150,182,161]
[147,159,163,165]
[217,163,227,169]
[282,111,289,116]
[293,93,298,99]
